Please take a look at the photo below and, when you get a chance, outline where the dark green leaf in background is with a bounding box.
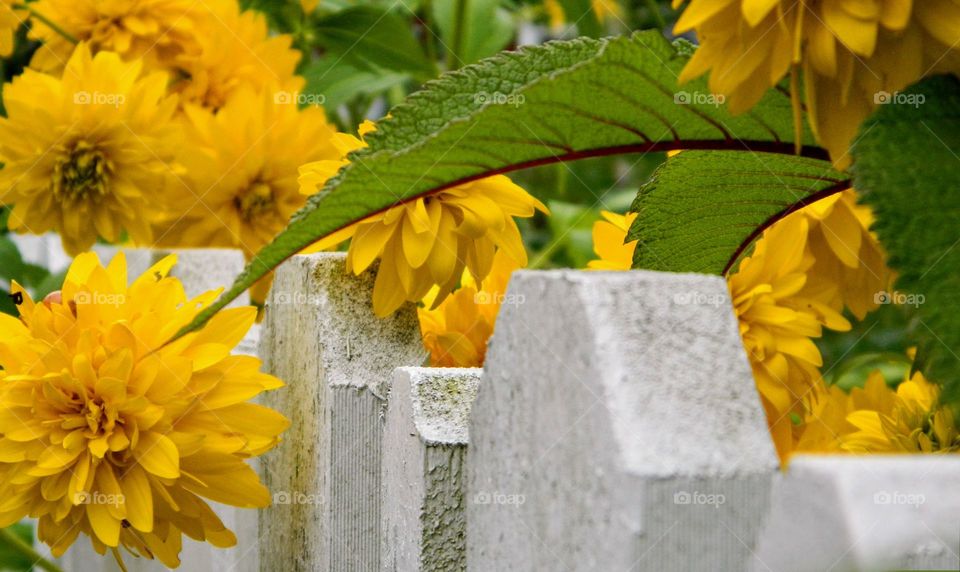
[314,6,437,81]
[853,75,960,404]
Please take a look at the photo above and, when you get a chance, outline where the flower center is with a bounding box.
[235,182,276,221]
[53,141,111,202]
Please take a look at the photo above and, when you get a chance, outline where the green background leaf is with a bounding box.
[853,75,960,403]
[314,6,437,81]
[628,150,849,274]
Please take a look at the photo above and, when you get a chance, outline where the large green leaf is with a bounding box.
[628,150,849,274]
[175,31,825,339]
[852,75,960,403]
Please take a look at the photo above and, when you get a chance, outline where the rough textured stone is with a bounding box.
[382,367,481,572]
[467,270,778,571]
[259,253,425,571]
[754,456,960,572]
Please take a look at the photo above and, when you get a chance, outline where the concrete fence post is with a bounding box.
[258,253,425,571]
[467,270,779,571]
[381,367,482,572]
[753,456,960,572]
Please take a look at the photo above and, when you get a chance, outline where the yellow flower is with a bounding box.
[797,369,960,456]
[301,0,320,14]
[587,210,638,270]
[28,0,203,72]
[153,87,338,303]
[671,0,960,167]
[844,371,960,454]
[0,44,182,256]
[155,87,338,257]
[797,190,890,320]
[727,215,851,460]
[418,250,520,367]
[172,0,303,111]
[0,252,288,568]
[300,122,548,317]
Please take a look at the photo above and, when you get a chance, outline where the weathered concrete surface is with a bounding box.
[259,253,425,571]
[382,367,481,572]
[754,456,960,572]
[467,270,778,571]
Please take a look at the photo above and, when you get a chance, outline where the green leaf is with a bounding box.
[314,7,436,80]
[300,58,408,109]
[175,31,824,339]
[852,75,960,403]
[432,0,516,66]
[628,150,849,274]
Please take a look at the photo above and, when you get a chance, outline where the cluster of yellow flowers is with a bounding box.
[0,0,337,277]
[582,187,951,464]
[671,0,960,167]
[0,253,288,567]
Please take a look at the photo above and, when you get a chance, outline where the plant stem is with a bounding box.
[421,0,439,68]
[12,4,77,44]
[449,0,469,70]
[0,528,64,572]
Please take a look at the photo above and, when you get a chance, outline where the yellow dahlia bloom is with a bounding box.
[172,0,303,110]
[300,122,548,317]
[28,0,203,72]
[797,369,960,456]
[0,252,288,567]
[155,87,338,257]
[672,0,960,167]
[587,210,638,270]
[728,215,851,459]
[797,190,890,320]
[0,44,182,256]
[844,370,960,454]
[418,250,520,367]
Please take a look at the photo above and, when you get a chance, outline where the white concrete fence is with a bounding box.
[11,237,960,572]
